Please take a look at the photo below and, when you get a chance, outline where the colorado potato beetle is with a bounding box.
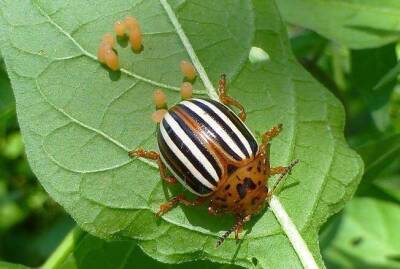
[129,75,298,247]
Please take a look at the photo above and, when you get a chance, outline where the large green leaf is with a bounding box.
[0,0,363,268]
[276,0,400,49]
[321,198,400,269]
[0,59,14,118]
[0,261,28,269]
[56,229,241,269]
[350,43,397,131]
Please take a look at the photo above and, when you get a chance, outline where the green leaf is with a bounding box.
[321,198,400,269]
[356,134,400,182]
[354,133,400,198]
[390,86,400,132]
[0,0,363,268]
[350,43,397,131]
[0,59,14,118]
[0,261,28,269]
[374,61,400,91]
[56,230,241,269]
[290,31,328,61]
[276,0,400,49]
[374,174,400,202]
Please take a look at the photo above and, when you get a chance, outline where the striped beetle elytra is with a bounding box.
[129,74,298,247]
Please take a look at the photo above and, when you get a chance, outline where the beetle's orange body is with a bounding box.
[209,153,270,217]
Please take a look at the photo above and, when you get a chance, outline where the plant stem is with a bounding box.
[160,0,219,100]
[269,196,319,269]
[41,226,84,269]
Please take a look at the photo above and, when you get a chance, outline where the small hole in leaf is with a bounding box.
[252,257,258,266]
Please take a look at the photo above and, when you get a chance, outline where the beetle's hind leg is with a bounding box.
[218,74,246,121]
[129,149,177,184]
[157,194,207,217]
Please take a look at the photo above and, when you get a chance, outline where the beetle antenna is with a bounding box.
[216,216,249,248]
[270,159,299,195]
[216,223,238,248]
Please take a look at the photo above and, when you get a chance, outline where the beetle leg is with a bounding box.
[261,124,283,147]
[270,166,287,175]
[218,74,246,121]
[156,194,207,217]
[259,124,283,170]
[268,159,299,197]
[129,148,177,185]
[234,215,243,240]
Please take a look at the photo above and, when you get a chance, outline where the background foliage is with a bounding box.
[0,0,400,268]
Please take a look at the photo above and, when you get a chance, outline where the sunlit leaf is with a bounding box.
[321,198,400,269]
[0,0,363,268]
[276,0,400,49]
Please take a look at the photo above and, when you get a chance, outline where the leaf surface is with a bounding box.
[276,0,400,49]
[0,261,28,269]
[321,198,400,269]
[0,0,363,268]
[0,59,14,118]
[57,231,241,269]
[350,43,397,131]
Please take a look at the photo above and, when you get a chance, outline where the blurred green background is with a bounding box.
[1,24,400,269]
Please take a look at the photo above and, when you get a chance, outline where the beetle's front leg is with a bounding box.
[261,124,283,147]
[129,148,177,184]
[218,74,246,121]
[156,194,207,217]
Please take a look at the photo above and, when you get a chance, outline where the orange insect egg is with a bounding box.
[97,42,109,64]
[180,82,193,100]
[129,28,142,51]
[114,20,126,37]
[153,89,167,109]
[102,32,115,47]
[104,48,119,71]
[124,16,139,32]
[180,60,196,80]
[151,109,167,123]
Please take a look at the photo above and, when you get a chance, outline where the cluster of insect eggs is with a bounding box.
[96,16,198,124]
[151,48,197,121]
[97,15,198,81]
[97,16,143,71]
